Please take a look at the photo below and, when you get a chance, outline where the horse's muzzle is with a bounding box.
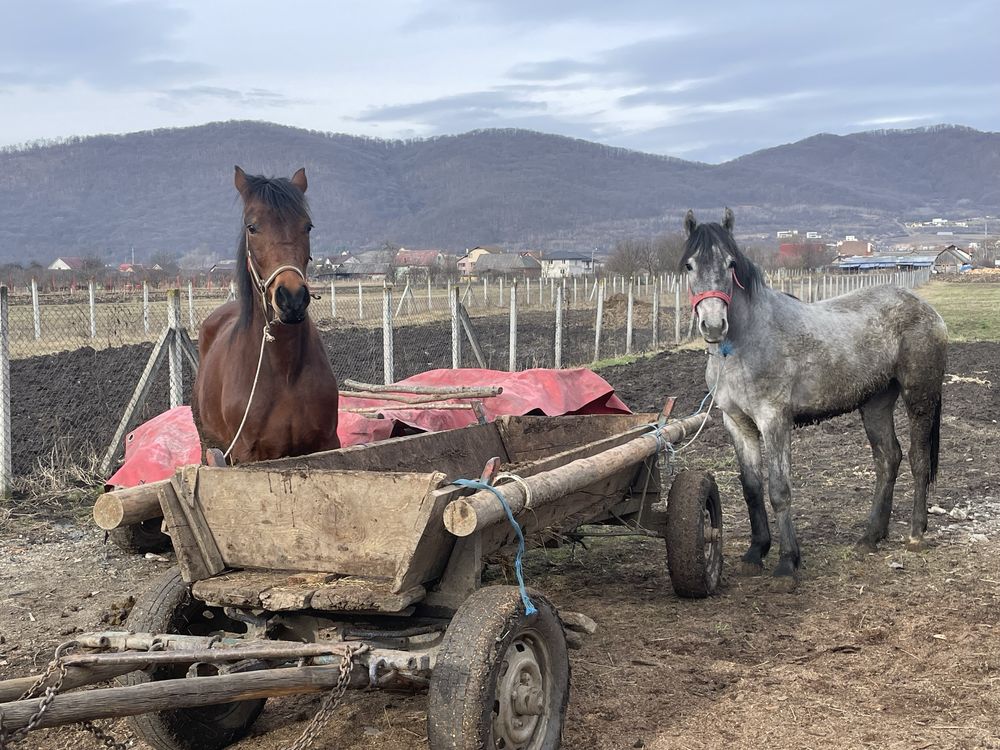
[274,284,311,324]
[695,298,729,343]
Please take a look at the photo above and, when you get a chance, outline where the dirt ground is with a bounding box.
[2,341,998,749]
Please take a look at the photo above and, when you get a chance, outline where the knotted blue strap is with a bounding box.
[453,478,537,615]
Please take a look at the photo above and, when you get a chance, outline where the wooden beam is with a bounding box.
[443,413,710,537]
[93,480,169,529]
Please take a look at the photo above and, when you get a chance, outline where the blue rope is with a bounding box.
[453,478,537,615]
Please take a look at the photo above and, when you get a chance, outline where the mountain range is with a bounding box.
[0,121,997,264]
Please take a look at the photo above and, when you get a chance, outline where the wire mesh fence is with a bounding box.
[0,268,932,504]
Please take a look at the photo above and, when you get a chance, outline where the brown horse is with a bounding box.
[192,166,340,464]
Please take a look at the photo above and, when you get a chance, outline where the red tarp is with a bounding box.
[107,368,630,489]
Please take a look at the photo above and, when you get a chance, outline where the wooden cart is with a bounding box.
[0,410,722,750]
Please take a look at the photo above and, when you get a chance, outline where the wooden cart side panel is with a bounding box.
[249,422,510,480]
[392,484,464,593]
[188,467,443,578]
[497,413,655,464]
[158,477,224,582]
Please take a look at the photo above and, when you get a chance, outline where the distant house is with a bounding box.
[119,262,145,274]
[540,250,594,278]
[458,246,497,277]
[330,262,390,281]
[838,239,874,256]
[395,248,445,277]
[475,252,542,278]
[208,259,236,275]
[934,245,973,274]
[48,257,85,271]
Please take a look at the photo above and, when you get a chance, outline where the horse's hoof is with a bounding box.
[854,538,878,555]
[905,536,929,552]
[771,572,799,593]
[739,561,765,576]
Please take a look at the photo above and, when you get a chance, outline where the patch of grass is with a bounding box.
[917,281,1000,342]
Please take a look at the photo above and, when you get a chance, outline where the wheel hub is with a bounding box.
[494,634,548,748]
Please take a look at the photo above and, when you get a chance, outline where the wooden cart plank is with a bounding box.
[190,468,445,578]
[250,421,510,480]
[497,413,653,463]
[191,570,425,613]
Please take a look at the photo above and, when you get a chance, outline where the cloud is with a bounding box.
[155,86,301,112]
[0,0,207,89]
[355,91,547,123]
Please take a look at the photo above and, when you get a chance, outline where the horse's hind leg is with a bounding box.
[856,385,902,552]
[723,413,770,574]
[902,387,942,551]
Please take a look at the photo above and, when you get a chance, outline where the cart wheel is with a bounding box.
[108,517,170,554]
[665,470,723,598]
[427,586,570,750]
[124,567,266,750]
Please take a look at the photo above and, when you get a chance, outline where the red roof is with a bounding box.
[396,249,442,266]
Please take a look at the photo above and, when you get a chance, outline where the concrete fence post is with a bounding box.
[593,281,605,362]
[330,282,337,318]
[651,277,659,350]
[31,279,41,340]
[167,289,184,409]
[383,284,394,384]
[143,281,150,335]
[509,281,518,372]
[625,277,634,355]
[187,281,195,330]
[451,285,462,369]
[554,283,564,368]
[89,280,97,339]
[0,286,11,497]
[358,282,364,320]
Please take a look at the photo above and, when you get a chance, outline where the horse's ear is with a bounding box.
[291,167,308,193]
[684,210,697,237]
[234,166,249,197]
[723,207,735,232]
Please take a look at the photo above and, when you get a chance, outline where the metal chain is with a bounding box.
[282,645,364,750]
[72,720,130,750]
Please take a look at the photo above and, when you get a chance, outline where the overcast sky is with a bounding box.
[1,0,997,162]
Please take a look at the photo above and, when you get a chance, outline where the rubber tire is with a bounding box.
[123,567,266,750]
[108,518,171,554]
[427,586,570,750]
[665,470,723,598]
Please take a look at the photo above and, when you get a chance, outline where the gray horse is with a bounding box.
[682,209,947,589]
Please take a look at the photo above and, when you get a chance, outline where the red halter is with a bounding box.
[690,268,745,310]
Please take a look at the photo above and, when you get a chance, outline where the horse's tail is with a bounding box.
[929,392,941,484]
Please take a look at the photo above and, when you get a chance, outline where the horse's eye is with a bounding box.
[728,260,736,269]
[685,262,693,272]
[246,223,258,235]
[306,223,314,233]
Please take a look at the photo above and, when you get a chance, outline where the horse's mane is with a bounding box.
[236,174,312,329]
[680,222,766,297]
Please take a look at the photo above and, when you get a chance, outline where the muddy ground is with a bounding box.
[2,341,998,749]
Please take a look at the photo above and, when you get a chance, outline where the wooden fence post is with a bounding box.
[330,282,337,318]
[0,286,11,497]
[509,281,517,372]
[143,281,150,335]
[383,284,394,384]
[31,279,41,340]
[554,282,563,368]
[499,277,504,308]
[427,276,432,311]
[89,280,97,339]
[167,290,184,409]
[358,282,364,320]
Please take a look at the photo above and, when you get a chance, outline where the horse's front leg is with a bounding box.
[723,412,770,574]
[761,419,801,590]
